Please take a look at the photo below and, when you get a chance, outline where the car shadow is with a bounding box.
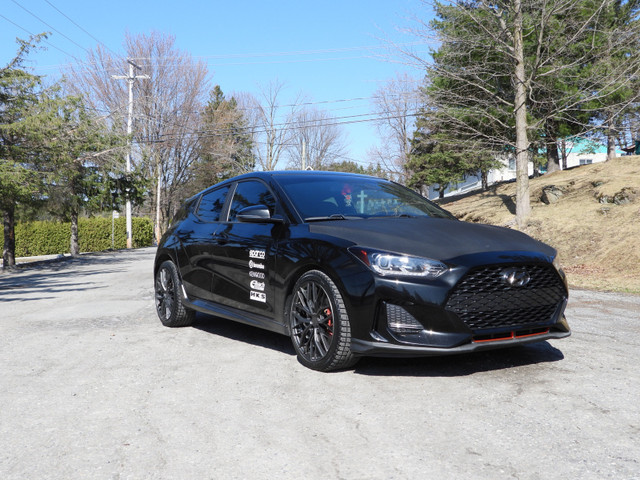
[353,341,565,377]
[192,312,296,356]
[192,312,564,376]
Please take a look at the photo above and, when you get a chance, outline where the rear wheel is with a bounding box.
[155,260,194,327]
[287,270,358,371]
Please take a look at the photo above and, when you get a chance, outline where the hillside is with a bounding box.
[438,155,640,293]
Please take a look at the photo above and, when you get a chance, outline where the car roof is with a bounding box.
[192,170,387,197]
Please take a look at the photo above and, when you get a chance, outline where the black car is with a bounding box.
[154,171,570,371]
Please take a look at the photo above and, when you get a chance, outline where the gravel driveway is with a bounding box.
[1,247,638,479]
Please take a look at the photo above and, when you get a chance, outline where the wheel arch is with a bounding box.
[278,255,361,335]
[154,248,178,276]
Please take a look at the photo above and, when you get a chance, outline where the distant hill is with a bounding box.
[438,156,640,294]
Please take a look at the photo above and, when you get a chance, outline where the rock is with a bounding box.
[613,187,638,205]
[541,185,564,204]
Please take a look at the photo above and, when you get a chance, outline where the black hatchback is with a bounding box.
[154,171,570,371]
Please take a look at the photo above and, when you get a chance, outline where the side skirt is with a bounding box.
[182,294,288,336]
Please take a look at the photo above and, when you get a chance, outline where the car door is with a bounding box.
[208,179,281,316]
[179,184,231,302]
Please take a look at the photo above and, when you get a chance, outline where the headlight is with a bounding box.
[349,247,448,279]
[552,255,566,279]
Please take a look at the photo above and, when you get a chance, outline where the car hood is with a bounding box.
[308,217,555,263]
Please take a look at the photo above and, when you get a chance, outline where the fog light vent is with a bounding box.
[386,303,423,334]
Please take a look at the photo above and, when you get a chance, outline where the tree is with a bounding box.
[406,0,640,226]
[286,107,347,170]
[26,92,135,256]
[246,80,302,171]
[193,85,254,192]
[0,35,48,269]
[321,160,388,177]
[69,31,209,239]
[587,0,640,160]
[368,73,420,182]
[408,107,472,198]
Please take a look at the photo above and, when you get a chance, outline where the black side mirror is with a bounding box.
[236,205,284,224]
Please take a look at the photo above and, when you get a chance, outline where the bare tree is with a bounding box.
[247,80,303,171]
[368,73,420,182]
[69,31,209,239]
[286,107,347,170]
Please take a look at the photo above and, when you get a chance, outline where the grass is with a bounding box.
[437,155,640,294]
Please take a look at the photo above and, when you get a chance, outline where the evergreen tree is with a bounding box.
[0,35,47,268]
[194,85,254,193]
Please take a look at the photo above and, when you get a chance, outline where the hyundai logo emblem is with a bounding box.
[500,267,531,287]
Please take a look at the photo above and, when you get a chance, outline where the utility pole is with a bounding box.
[301,139,307,170]
[112,59,149,249]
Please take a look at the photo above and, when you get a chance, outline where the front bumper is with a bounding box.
[346,259,571,357]
[351,316,571,357]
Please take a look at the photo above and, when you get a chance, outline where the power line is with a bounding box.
[42,0,120,58]
[152,111,420,141]
[129,41,428,61]
[37,41,429,72]
[0,13,77,60]
[9,0,91,55]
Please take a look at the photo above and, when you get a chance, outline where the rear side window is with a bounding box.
[196,186,230,222]
[228,181,276,222]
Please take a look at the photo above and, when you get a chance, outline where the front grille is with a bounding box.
[445,264,566,331]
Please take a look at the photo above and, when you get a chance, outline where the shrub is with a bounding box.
[15,217,154,257]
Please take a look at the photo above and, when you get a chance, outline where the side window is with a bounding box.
[196,186,230,222]
[228,181,276,222]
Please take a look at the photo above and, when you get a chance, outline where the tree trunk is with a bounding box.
[607,126,617,161]
[560,139,568,170]
[513,0,531,228]
[481,169,488,191]
[70,208,79,257]
[546,135,561,173]
[439,186,445,199]
[2,205,16,270]
[155,157,162,244]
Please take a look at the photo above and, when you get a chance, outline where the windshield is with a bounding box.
[275,175,456,221]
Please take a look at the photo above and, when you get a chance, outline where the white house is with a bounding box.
[425,137,621,200]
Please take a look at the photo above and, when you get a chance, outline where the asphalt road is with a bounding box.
[1,248,638,480]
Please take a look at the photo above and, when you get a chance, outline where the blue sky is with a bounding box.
[1,0,434,166]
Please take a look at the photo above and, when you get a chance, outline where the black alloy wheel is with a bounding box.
[288,270,357,371]
[155,260,194,327]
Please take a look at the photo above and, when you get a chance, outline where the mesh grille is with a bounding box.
[445,264,566,331]
[386,303,423,333]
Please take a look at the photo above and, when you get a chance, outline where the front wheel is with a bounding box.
[287,270,358,371]
[155,260,194,327]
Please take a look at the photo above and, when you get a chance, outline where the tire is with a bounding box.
[287,270,358,371]
[154,260,195,327]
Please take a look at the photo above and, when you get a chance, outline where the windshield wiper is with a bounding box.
[369,213,417,218]
[304,214,348,222]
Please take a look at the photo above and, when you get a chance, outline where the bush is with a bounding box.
[15,217,154,257]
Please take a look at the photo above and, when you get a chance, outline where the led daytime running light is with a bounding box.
[350,247,448,279]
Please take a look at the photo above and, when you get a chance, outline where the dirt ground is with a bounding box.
[1,248,638,479]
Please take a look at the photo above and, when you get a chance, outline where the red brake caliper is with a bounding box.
[324,308,333,334]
